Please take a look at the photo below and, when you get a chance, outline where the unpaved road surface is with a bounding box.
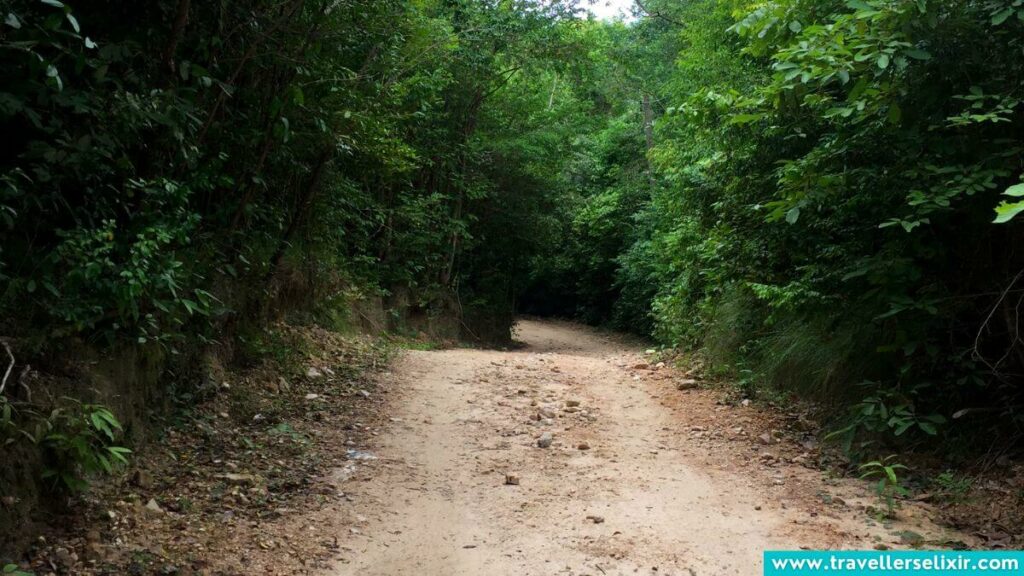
[328,320,965,576]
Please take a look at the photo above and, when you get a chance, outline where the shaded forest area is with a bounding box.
[2,0,1024,561]
[526,0,1024,460]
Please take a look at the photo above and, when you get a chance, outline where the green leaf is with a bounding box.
[66,12,79,33]
[45,64,62,91]
[877,54,890,69]
[728,113,764,125]
[994,200,1024,224]
[991,8,1014,25]
[887,103,902,125]
[1004,183,1024,197]
[885,466,899,484]
[5,12,21,28]
[39,0,64,7]
[280,117,290,142]
[785,207,800,224]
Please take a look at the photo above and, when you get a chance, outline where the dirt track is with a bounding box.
[327,320,966,576]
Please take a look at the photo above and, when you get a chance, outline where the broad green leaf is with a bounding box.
[993,200,1024,223]
[885,466,898,483]
[992,8,1014,25]
[728,113,764,125]
[785,207,800,224]
[887,103,902,125]
[1004,183,1024,197]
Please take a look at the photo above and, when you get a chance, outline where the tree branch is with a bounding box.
[634,0,685,27]
[0,339,14,396]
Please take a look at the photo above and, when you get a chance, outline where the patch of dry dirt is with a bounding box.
[327,320,973,576]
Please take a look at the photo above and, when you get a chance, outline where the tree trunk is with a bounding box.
[163,0,191,73]
[641,92,657,191]
[265,148,333,283]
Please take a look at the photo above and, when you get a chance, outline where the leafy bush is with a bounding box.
[527,0,1024,451]
[2,399,130,492]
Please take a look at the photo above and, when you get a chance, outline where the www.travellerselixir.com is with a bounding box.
[764,551,1024,574]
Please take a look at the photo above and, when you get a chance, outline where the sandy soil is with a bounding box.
[324,319,969,576]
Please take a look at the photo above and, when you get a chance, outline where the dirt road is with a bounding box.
[328,320,964,576]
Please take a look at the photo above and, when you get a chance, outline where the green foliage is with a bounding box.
[826,385,947,455]
[526,0,1024,451]
[860,455,911,518]
[2,564,33,576]
[931,470,974,504]
[39,403,131,492]
[2,399,131,492]
[1,0,585,349]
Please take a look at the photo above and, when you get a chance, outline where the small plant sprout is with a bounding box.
[859,455,910,518]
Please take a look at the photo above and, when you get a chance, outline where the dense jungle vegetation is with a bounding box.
[1,0,1023,532]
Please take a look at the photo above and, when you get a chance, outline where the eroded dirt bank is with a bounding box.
[327,320,967,576]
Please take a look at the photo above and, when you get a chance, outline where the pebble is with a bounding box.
[144,498,164,514]
[216,473,258,486]
[537,432,554,448]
